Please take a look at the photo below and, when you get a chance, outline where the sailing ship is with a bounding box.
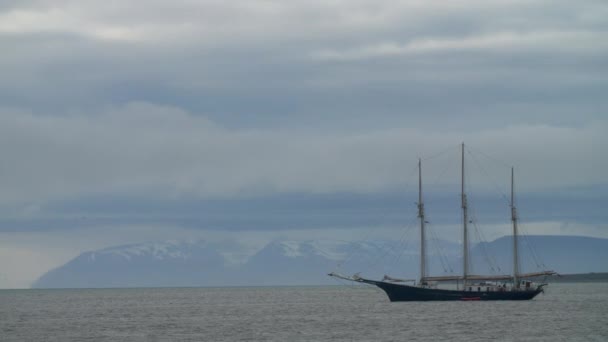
[329,143,555,301]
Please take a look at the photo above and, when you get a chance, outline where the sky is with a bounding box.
[0,0,607,288]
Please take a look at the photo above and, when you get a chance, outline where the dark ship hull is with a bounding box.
[361,278,543,302]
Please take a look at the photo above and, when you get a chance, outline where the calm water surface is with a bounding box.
[1,283,607,341]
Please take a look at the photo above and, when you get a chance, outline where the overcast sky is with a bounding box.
[0,0,607,288]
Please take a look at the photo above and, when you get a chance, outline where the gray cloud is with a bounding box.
[0,0,606,128]
[0,102,605,207]
[1,0,607,288]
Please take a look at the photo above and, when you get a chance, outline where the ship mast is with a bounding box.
[461,143,469,289]
[511,167,520,289]
[418,158,426,285]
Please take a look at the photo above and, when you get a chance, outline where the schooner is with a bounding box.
[329,143,555,301]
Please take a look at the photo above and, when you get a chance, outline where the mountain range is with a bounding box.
[33,235,608,288]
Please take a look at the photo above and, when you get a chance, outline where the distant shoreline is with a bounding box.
[4,273,605,291]
[549,272,608,283]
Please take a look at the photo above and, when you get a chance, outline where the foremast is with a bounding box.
[417,158,427,285]
[461,143,469,289]
[511,167,520,288]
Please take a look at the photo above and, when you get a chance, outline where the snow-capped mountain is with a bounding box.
[32,236,608,288]
[33,238,442,288]
[33,239,230,288]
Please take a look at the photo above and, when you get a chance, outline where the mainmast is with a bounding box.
[511,167,520,288]
[418,158,426,285]
[461,143,469,289]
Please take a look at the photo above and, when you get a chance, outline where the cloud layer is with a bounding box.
[1,0,607,288]
[0,102,605,207]
[1,0,606,128]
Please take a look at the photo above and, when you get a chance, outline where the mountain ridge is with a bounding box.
[32,235,608,288]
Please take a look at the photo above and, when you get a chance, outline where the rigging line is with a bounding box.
[467,147,545,272]
[386,231,415,276]
[427,223,453,273]
[434,225,455,273]
[519,222,548,270]
[467,145,512,170]
[507,173,547,271]
[336,227,377,270]
[335,207,416,270]
[381,225,413,271]
[336,164,419,272]
[337,218,402,270]
[422,148,459,274]
[428,146,457,187]
[471,218,499,273]
[367,163,427,276]
[337,163,421,275]
[397,163,423,194]
[361,215,417,275]
[467,149,511,207]
[317,241,356,271]
[427,220,454,273]
[464,168,502,275]
[523,237,543,270]
[336,277,376,291]
[522,229,543,269]
[332,276,358,289]
[468,200,502,273]
[426,224,446,272]
[381,216,419,274]
[405,163,422,179]
[517,221,543,268]
[387,215,420,274]
[335,235,370,270]
[421,143,460,162]
[423,148,458,211]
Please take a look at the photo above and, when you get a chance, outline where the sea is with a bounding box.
[1,283,607,341]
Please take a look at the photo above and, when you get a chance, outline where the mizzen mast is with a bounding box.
[461,143,469,289]
[511,167,520,288]
[417,158,427,285]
